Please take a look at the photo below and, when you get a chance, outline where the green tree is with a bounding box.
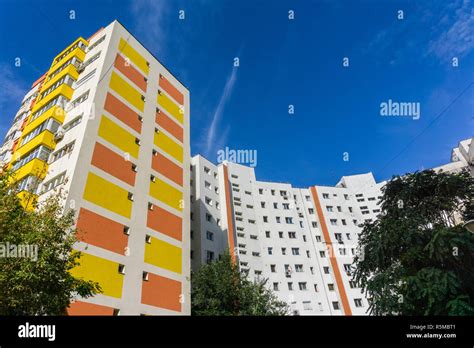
[0,173,101,315]
[192,252,289,315]
[354,169,474,315]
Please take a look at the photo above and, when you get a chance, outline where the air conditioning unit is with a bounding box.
[54,128,65,141]
[76,63,85,73]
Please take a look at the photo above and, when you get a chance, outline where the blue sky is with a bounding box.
[0,0,472,187]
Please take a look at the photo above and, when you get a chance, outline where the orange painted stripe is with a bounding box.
[91,142,136,186]
[159,75,184,105]
[310,186,352,315]
[31,72,47,88]
[141,272,181,312]
[151,151,183,186]
[223,165,236,261]
[76,207,128,255]
[104,93,142,133]
[156,110,183,142]
[114,53,148,92]
[147,203,182,241]
[67,301,115,315]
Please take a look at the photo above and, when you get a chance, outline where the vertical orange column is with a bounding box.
[222,165,236,261]
[310,186,352,315]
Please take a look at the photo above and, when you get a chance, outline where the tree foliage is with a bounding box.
[353,169,474,315]
[0,173,101,315]
[192,252,289,315]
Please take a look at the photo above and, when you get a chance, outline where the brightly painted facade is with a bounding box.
[1,20,191,315]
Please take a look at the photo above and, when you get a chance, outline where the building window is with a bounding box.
[285,217,293,224]
[270,264,276,272]
[265,231,270,238]
[279,231,284,238]
[206,251,214,263]
[308,208,314,214]
[276,217,281,223]
[303,301,312,310]
[206,231,214,241]
[118,264,125,274]
[315,235,321,242]
[291,248,300,255]
[354,298,363,307]
[312,222,318,228]
[142,272,149,281]
[263,216,268,223]
[349,280,357,289]
[314,284,319,292]
[145,235,151,244]
[281,248,286,255]
[273,282,279,291]
[298,282,307,290]
[288,282,293,291]
[322,193,329,199]
[295,264,303,272]
[332,301,340,310]
[288,232,296,239]
[206,213,212,222]
[268,247,273,255]
[323,266,330,274]
[261,202,266,208]
[330,219,338,226]
[328,284,335,291]
[205,196,213,206]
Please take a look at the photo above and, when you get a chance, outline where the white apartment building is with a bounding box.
[190,137,472,316]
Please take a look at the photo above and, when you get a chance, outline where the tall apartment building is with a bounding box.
[1,20,190,315]
[190,137,473,315]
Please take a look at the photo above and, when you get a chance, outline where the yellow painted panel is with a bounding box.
[154,132,183,163]
[149,177,183,211]
[83,172,132,218]
[118,38,149,75]
[17,191,37,211]
[42,64,79,92]
[34,84,73,111]
[109,71,144,112]
[71,252,124,298]
[144,236,182,274]
[98,116,139,159]
[15,131,55,159]
[23,106,66,135]
[157,93,183,124]
[13,158,48,182]
[51,43,87,70]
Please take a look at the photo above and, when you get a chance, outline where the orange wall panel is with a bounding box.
[103,92,142,133]
[147,203,182,241]
[141,272,181,312]
[114,54,148,92]
[91,142,136,186]
[67,301,115,316]
[151,151,183,186]
[76,207,128,255]
[159,75,184,105]
[156,110,183,142]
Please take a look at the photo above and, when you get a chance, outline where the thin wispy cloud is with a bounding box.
[427,0,474,61]
[0,63,27,114]
[129,0,170,58]
[205,66,238,158]
[363,0,474,65]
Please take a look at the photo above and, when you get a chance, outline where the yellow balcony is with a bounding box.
[17,191,38,211]
[23,106,66,135]
[34,84,73,111]
[15,131,56,159]
[42,64,79,92]
[50,45,86,71]
[13,158,48,182]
